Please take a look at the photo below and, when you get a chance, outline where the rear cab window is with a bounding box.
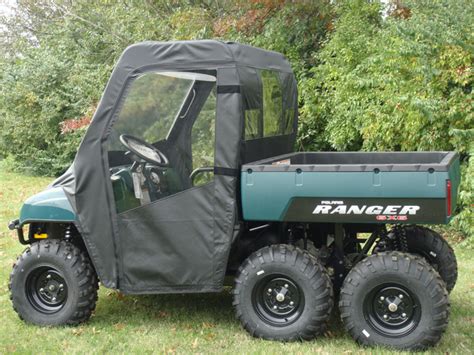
[241,69,296,140]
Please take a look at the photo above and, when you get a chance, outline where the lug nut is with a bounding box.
[383,314,388,319]
[284,284,289,288]
[273,305,277,309]
[39,288,44,292]
[402,313,407,318]
[380,296,385,301]
[290,301,294,306]
[52,297,56,301]
[399,294,404,299]
[46,274,51,279]
[268,288,272,293]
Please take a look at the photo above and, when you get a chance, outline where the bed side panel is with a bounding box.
[241,170,449,223]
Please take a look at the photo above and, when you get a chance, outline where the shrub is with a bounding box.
[300,0,473,236]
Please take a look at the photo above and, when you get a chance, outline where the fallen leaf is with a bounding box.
[5,345,16,352]
[72,327,84,336]
[202,322,215,329]
[192,338,199,349]
[156,311,169,319]
[324,330,335,338]
[92,327,101,334]
[206,333,216,341]
[114,322,125,330]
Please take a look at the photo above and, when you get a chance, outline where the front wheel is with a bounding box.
[339,252,449,350]
[233,244,333,341]
[9,240,98,325]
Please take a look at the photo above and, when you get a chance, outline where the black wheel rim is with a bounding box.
[363,284,421,337]
[252,274,304,326]
[26,266,68,314]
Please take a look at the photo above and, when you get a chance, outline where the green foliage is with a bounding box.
[301,0,473,236]
[0,46,106,175]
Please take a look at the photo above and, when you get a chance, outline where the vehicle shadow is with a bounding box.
[93,286,346,336]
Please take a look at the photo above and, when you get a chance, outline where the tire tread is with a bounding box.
[9,239,98,325]
[233,244,333,341]
[339,251,449,351]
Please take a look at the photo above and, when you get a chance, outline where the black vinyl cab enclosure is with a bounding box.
[8,41,460,350]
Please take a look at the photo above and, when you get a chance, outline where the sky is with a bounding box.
[0,0,15,17]
[0,0,15,35]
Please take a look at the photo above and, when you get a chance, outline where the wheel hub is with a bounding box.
[26,267,68,314]
[252,275,304,326]
[276,293,285,302]
[364,284,421,336]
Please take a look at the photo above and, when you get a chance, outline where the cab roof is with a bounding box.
[119,40,293,73]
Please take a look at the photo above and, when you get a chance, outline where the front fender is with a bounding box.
[19,187,76,226]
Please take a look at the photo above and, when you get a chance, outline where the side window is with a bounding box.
[245,110,260,140]
[281,71,297,135]
[283,107,295,135]
[240,68,296,140]
[261,70,283,137]
[191,87,216,186]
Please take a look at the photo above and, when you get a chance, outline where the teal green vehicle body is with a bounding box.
[19,187,76,226]
[241,153,460,224]
[242,171,448,221]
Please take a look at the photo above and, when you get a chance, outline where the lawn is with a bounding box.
[0,167,473,354]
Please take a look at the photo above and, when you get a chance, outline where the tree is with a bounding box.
[300,0,473,236]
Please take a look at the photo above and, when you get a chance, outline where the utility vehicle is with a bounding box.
[8,41,460,350]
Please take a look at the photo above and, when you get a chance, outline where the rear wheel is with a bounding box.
[9,239,98,325]
[403,226,457,292]
[376,226,458,292]
[339,252,449,350]
[233,244,333,341]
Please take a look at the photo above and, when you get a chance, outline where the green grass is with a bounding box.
[0,167,473,354]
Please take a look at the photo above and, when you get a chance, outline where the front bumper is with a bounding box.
[8,219,28,245]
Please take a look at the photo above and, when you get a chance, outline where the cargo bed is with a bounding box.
[241,152,460,224]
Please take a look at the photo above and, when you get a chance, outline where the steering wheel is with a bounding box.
[119,134,169,167]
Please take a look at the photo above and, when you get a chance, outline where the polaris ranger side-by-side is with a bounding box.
[8,41,460,350]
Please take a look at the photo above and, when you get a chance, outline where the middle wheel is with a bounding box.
[233,244,333,341]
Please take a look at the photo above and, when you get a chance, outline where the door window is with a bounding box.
[191,87,216,186]
[107,71,217,213]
